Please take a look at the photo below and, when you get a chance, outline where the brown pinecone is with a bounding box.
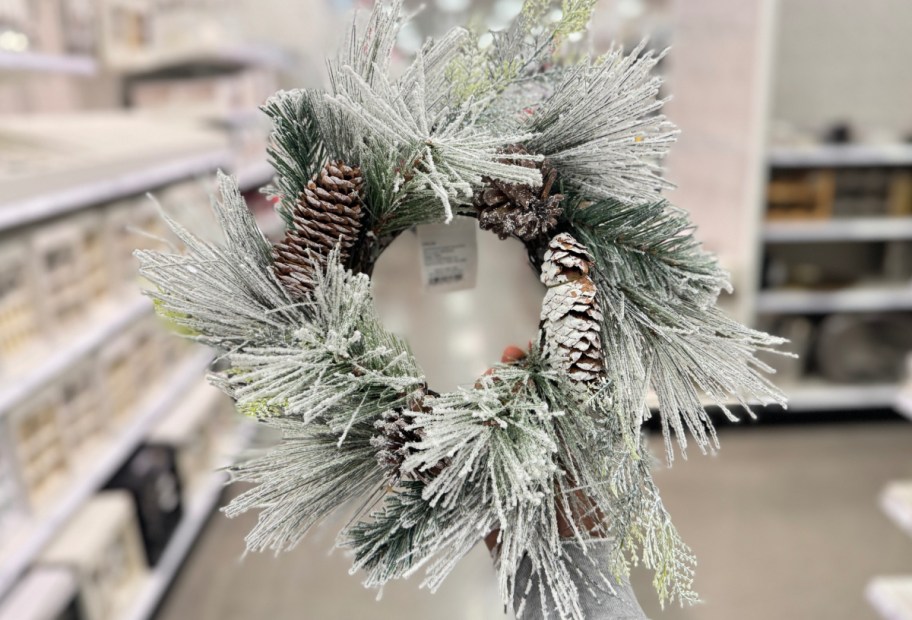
[474,145,564,241]
[539,233,604,385]
[371,389,436,481]
[272,160,363,298]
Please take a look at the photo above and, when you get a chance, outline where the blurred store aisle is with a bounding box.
[157,421,912,620]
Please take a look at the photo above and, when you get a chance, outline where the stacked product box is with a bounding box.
[39,492,148,620]
[57,357,107,472]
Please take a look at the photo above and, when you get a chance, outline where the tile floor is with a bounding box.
[156,422,912,620]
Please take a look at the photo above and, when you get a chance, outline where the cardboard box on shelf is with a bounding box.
[57,356,107,471]
[97,329,138,427]
[0,236,40,365]
[7,387,69,512]
[72,210,112,304]
[30,219,89,330]
[39,491,148,620]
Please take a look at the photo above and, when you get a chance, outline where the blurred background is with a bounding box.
[0,0,911,619]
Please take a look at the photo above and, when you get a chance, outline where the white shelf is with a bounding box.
[764,217,912,243]
[756,285,912,314]
[769,144,912,169]
[0,295,152,418]
[646,380,899,412]
[108,44,290,74]
[121,420,256,620]
[881,482,912,540]
[783,380,900,410]
[898,385,912,421]
[0,50,97,75]
[0,350,213,600]
[867,577,912,620]
[235,159,273,192]
[0,148,231,232]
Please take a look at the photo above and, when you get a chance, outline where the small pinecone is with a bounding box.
[474,145,564,241]
[539,233,604,385]
[272,160,363,298]
[371,390,434,480]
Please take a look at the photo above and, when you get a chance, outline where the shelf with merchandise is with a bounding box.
[0,294,151,419]
[0,350,213,600]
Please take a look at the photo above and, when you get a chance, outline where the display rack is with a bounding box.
[0,118,251,612]
[757,142,912,412]
[0,295,150,418]
[0,350,213,600]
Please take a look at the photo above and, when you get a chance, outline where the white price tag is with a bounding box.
[417,216,478,292]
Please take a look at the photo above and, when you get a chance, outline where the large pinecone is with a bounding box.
[272,160,363,298]
[474,145,564,241]
[539,233,604,385]
[371,389,436,481]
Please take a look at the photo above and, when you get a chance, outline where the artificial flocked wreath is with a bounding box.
[137,2,786,618]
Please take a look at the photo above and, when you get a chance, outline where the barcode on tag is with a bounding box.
[417,217,478,292]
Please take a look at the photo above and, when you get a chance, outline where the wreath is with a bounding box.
[137,2,786,618]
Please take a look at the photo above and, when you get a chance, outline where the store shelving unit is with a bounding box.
[0,350,212,600]
[758,143,912,412]
[0,50,97,75]
[0,295,150,416]
[0,114,252,613]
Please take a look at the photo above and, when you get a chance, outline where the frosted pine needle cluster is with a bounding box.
[136,2,787,618]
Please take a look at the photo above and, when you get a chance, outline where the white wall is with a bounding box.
[771,0,912,140]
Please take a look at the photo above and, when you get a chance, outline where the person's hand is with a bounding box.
[482,346,607,555]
